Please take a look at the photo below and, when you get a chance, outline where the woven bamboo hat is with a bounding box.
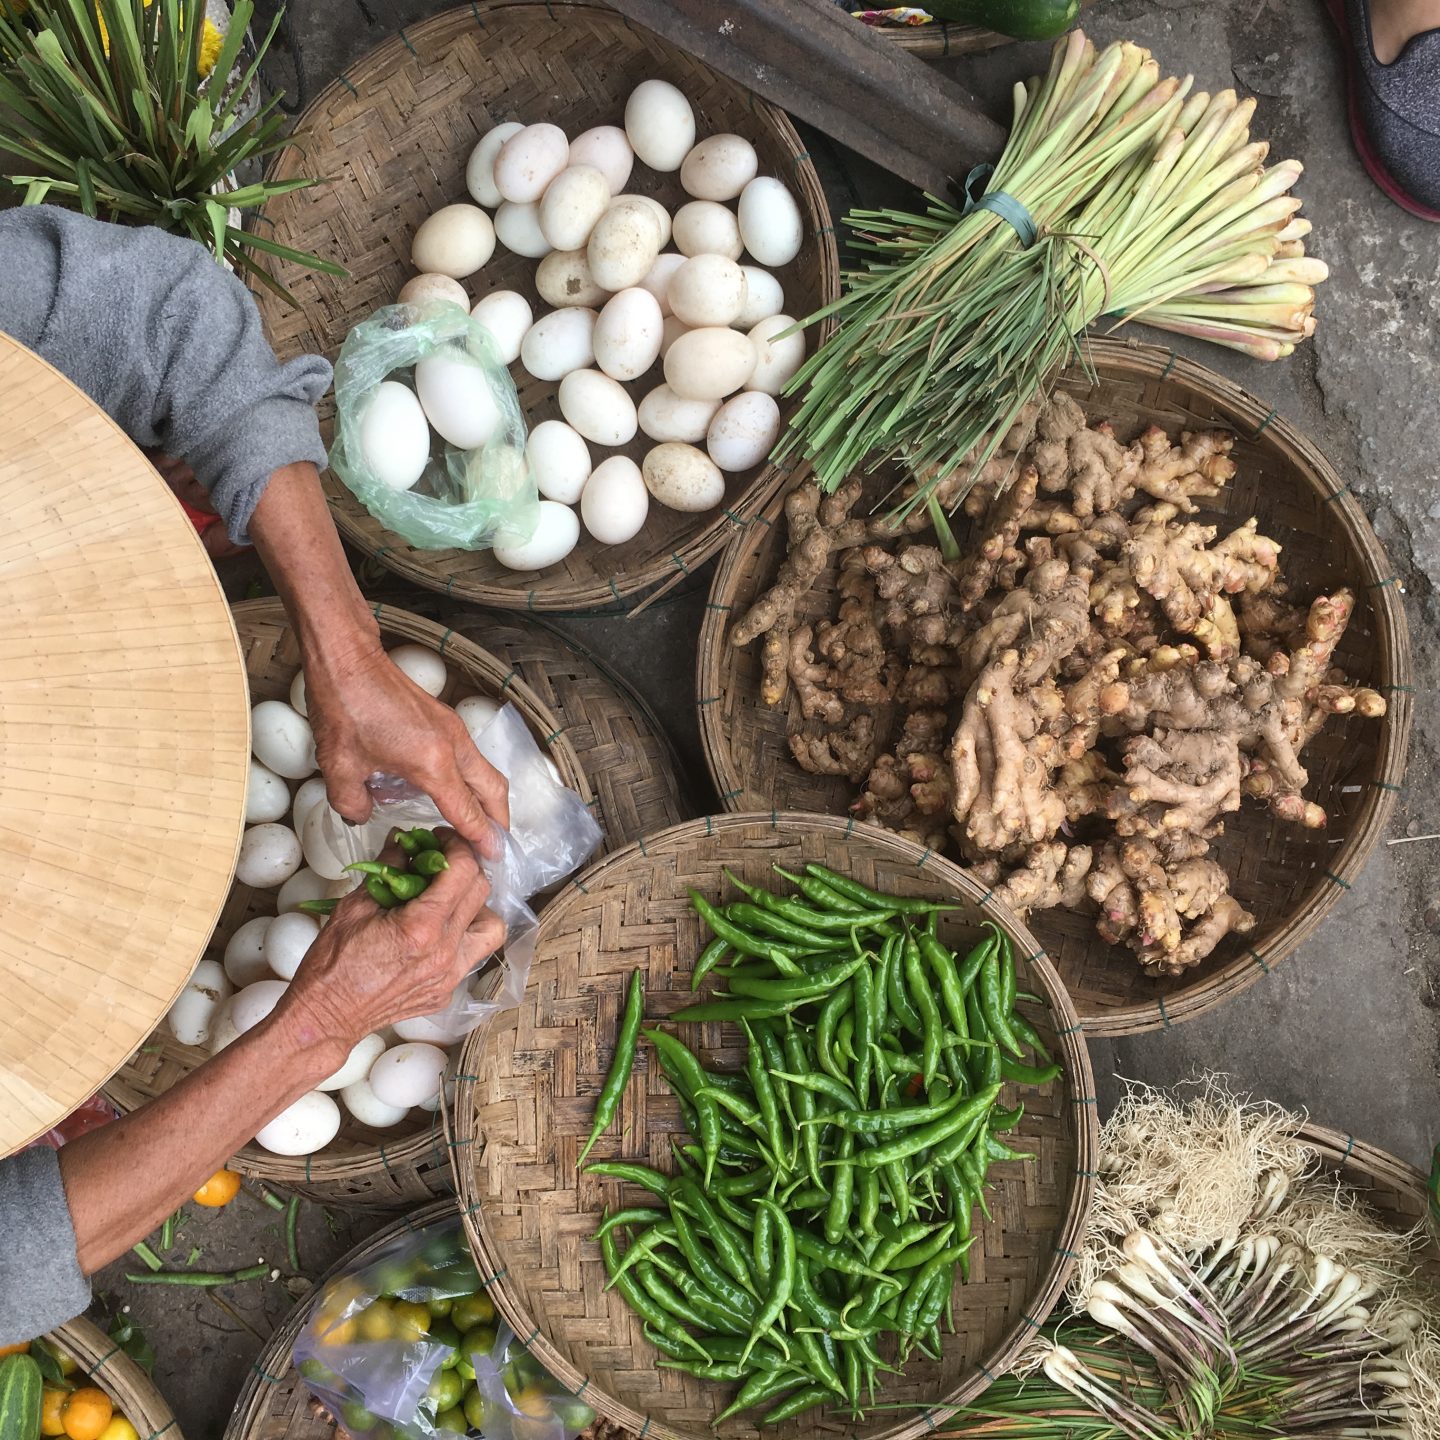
[0,334,249,1153]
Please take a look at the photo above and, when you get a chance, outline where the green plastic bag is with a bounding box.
[330,300,539,551]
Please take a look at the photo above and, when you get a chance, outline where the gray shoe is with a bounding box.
[1327,0,1440,219]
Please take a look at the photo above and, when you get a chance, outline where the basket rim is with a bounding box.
[696,335,1413,1038]
[1297,1119,1432,1201]
[453,810,1098,1440]
[51,1314,181,1437]
[259,0,838,614]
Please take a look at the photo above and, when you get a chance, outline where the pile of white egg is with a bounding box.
[162,643,506,1156]
[365,78,809,572]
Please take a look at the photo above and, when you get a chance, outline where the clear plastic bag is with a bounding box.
[330,300,539,551]
[319,704,603,1044]
[294,1217,596,1440]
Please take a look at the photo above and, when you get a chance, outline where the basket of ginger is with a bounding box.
[699,338,1411,1035]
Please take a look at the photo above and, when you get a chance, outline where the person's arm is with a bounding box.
[57,833,503,1275]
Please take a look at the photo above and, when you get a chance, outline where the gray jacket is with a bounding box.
[0,207,332,1341]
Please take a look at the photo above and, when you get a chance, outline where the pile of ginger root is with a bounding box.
[730,395,1387,977]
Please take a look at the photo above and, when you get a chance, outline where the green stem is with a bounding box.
[124,1263,270,1287]
[130,1240,163,1272]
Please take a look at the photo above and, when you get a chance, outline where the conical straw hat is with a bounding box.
[0,334,249,1153]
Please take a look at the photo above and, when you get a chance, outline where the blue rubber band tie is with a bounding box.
[1382,682,1414,693]
[1325,870,1352,890]
[1371,779,1403,793]
[146,1425,177,1440]
[253,1363,286,1384]
[1058,1021,1084,1036]
[1252,407,1278,438]
[844,815,856,837]
[1369,575,1400,590]
[1160,352,1178,379]
[671,551,690,575]
[698,694,719,706]
[1157,995,1172,1029]
[1342,1133,1356,1160]
[94,1343,122,1370]
[922,1412,937,1431]
[705,815,715,836]
[1324,482,1354,504]
[978,1363,997,1382]
[398,26,418,54]
[1251,948,1271,974]
[962,164,1038,249]
[338,73,358,96]
[918,847,933,868]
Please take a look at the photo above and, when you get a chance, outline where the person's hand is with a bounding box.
[279,831,506,1049]
[304,645,510,860]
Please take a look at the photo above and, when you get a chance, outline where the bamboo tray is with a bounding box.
[452,813,1096,1440]
[697,339,1412,1037]
[252,2,837,613]
[48,1315,185,1440]
[104,601,593,1208]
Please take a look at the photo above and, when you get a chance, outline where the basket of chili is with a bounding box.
[452,812,1096,1440]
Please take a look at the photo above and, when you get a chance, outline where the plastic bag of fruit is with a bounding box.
[294,1216,595,1440]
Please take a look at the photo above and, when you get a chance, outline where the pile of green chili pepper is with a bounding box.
[299,827,449,915]
[579,863,1061,1426]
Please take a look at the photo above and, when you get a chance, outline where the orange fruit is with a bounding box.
[61,1386,113,1440]
[41,1387,68,1437]
[97,1419,140,1440]
[512,1384,553,1420]
[0,1339,29,1356]
[192,1168,242,1207]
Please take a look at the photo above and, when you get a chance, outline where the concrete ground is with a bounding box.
[88,1,1440,1435]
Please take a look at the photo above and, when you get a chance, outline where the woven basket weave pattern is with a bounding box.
[253,3,838,612]
[453,813,1095,1440]
[697,340,1412,1037]
[53,1315,183,1440]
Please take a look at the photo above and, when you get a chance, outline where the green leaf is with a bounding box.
[107,1312,156,1375]
[203,195,227,260]
[29,1341,65,1386]
[74,154,95,214]
[182,96,213,153]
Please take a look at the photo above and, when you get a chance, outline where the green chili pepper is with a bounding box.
[986,1133,1037,1164]
[297,898,338,916]
[792,1229,895,1283]
[887,938,924,1038]
[824,1134,855,1246]
[599,1228,710,1361]
[956,934,993,993]
[395,829,420,855]
[670,998,799,1023]
[741,1199,795,1363]
[412,848,449,877]
[714,1368,800,1424]
[743,1021,787,1173]
[669,1201,757,1321]
[802,864,957,916]
[774,1070,857,1109]
[815,987,852,1082]
[583,1161,671,1198]
[890,1222,958,1272]
[758,1383,832,1426]
[364,874,402,908]
[635,1261,734,1336]
[688,889,803,974]
[855,1083,1003,1168]
[725,901,828,948]
[978,950,1025,1059]
[593,1206,662,1242]
[713,1167,773,1198]
[691,936,728,991]
[752,1199,774,1286]
[728,954,867,1003]
[1008,1009,1055,1064]
[578,969,644,1166]
[400,827,440,851]
[902,936,944,1086]
[918,932,970,1041]
[604,1219,678,1287]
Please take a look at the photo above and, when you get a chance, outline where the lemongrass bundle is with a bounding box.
[781,32,1326,516]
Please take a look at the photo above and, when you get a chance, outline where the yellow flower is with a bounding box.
[197,16,221,76]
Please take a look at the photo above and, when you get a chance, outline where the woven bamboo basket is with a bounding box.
[697,338,1412,1037]
[446,612,692,848]
[103,601,594,1207]
[451,812,1096,1440]
[868,19,1006,56]
[47,1315,183,1440]
[223,1199,459,1440]
[251,2,837,613]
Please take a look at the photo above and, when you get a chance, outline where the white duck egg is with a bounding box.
[580,456,649,545]
[289,776,330,837]
[252,700,316,780]
[277,865,331,915]
[167,959,232,1047]
[624,78,695,172]
[415,354,501,450]
[208,997,241,1055]
[454,694,502,742]
[747,314,807,395]
[494,200,553,259]
[411,204,495,279]
[707,391,781,472]
[535,249,610,309]
[358,380,430,493]
[264,911,321,981]
[493,123,569,204]
[245,759,290,824]
[236,822,303,889]
[388,643,449,697]
[539,165,612,251]
[465,121,524,207]
[340,1077,410,1129]
[567,125,634,195]
[615,194,672,249]
[255,1091,340,1156]
[672,201,742,260]
[558,369,638,446]
[520,307,597,382]
[738,177,803,267]
[470,289,532,365]
[593,287,664,382]
[736,267,785,327]
[230,978,290,1035]
[492,500,581,572]
[639,252,686,316]
[223,916,274,987]
[318,1032,387,1092]
[417,1079,456,1114]
[392,1013,458,1044]
[660,315,689,359]
[643,443,726,512]
[397,272,469,308]
[668,255,747,328]
[587,200,662,292]
[301,802,351,881]
[527,420,592,504]
[664,327,756,401]
[289,671,308,717]
[681,134,760,202]
[638,384,719,444]
[369,1042,448,1109]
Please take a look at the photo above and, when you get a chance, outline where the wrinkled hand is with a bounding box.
[305,645,510,859]
[281,831,506,1048]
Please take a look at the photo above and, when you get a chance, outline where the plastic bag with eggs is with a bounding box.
[329,299,540,550]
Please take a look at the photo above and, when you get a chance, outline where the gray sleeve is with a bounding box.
[0,206,332,543]
[0,1148,90,1345]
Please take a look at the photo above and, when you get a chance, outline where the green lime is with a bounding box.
[428,1369,466,1412]
[373,1260,413,1297]
[427,1296,455,1320]
[435,1405,468,1436]
[340,1399,378,1431]
[297,1357,339,1387]
[463,1384,487,1433]
[553,1398,597,1431]
[451,1293,495,1333]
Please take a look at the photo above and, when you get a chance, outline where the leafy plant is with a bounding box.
[0,0,346,300]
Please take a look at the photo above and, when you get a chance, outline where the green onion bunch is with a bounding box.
[780,31,1325,519]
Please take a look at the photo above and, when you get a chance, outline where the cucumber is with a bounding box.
[920,0,1081,41]
[0,1352,42,1440]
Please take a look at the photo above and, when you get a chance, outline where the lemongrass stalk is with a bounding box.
[1277,215,1312,241]
[1139,319,1286,358]
[1273,238,1306,258]
[1259,256,1329,284]
[1155,301,1311,331]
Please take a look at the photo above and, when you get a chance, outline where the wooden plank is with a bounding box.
[604,0,1006,194]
